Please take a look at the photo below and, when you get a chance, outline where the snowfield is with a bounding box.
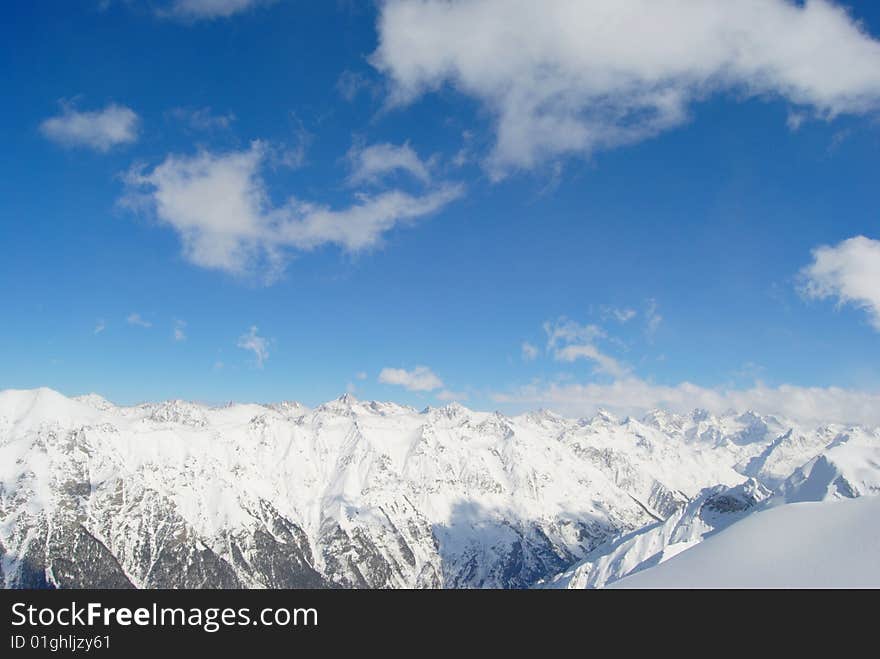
[0,387,878,589]
[612,495,880,588]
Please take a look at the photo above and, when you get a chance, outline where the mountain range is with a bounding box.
[1,387,877,589]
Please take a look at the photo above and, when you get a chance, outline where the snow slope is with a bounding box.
[544,479,772,589]
[612,495,880,588]
[545,424,880,588]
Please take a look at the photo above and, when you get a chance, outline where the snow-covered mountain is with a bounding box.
[543,478,773,589]
[545,423,880,588]
[1,387,877,589]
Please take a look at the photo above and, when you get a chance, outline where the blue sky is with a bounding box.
[2,0,880,423]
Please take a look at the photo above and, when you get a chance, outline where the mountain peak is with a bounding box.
[591,408,618,425]
[73,393,116,411]
[423,401,470,419]
[316,393,359,413]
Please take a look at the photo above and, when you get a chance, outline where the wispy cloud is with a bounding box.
[437,389,468,402]
[521,341,539,361]
[173,319,187,342]
[40,102,139,152]
[336,70,375,102]
[601,306,637,324]
[379,365,444,391]
[787,111,806,132]
[157,0,275,21]
[542,317,628,378]
[126,312,152,328]
[493,378,880,427]
[553,344,630,379]
[645,298,663,339]
[168,106,236,131]
[237,325,269,368]
[347,141,432,185]
[544,317,604,350]
[94,319,106,335]
[800,235,880,331]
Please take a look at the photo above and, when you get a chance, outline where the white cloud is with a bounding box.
[270,113,313,170]
[237,325,269,368]
[168,106,236,131]
[502,302,880,426]
[645,298,663,338]
[451,130,476,168]
[94,319,106,335]
[542,317,628,378]
[347,142,432,185]
[379,365,444,391]
[355,371,368,380]
[173,319,187,342]
[437,389,468,402]
[159,0,273,20]
[373,0,880,177]
[40,103,139,152]
[553,344,630,379]
[800,235,880,331]
[121,141,463,280]
[493,378,880,427]
[787,111,806,132]
[126,313,152,328]
[521,341,539,361]
[543,317,605,350]
[337,70,373,102]
[602,306,637,323]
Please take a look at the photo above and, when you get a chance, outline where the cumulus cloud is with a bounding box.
[126,313,152,328]
[120,141,463,280]
[40,103,139,152]
[379,365,444,391]
[237,325,268,368]
[493,378,880,427]
[800,235,880,331]
[373,0,880,177]
[347,142,432,185]
[158,0,274,20]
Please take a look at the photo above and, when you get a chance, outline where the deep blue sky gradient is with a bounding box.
[1,1,879,408]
